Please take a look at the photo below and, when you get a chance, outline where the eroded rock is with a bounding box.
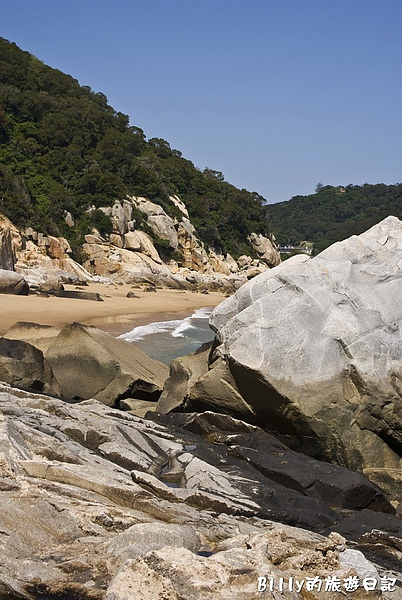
[207,217,402,497]
[0,268,29,295]
[44,322,169,404]
[0,386,399,598]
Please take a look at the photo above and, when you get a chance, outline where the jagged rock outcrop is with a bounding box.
[131,196,179,249]
[0,188,280,291]
[16,229,95,285]
[248,232,281,268]
[100,198,136,235]
[169,193,189,218]
[0,214,21,270]
[5,322,169,405]
[0,386,400,599]
[184,216,402,498]
[82,241,187,288]
[89,196,277,287]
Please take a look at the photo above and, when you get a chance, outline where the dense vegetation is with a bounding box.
[0,37,270,258]
[269,184,402,253]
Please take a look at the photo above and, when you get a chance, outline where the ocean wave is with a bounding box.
[119,307,212,343]
[172,307,211,338]
[118,319,183,342]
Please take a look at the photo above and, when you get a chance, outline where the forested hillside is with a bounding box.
[269,184,402,253]
[0,37,269,258]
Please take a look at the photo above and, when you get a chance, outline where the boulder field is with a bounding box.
[158,217,402,500]
[0,216,402,597]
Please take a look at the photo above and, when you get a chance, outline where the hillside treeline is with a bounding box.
[0,37,269,258]
[269,184,402,253]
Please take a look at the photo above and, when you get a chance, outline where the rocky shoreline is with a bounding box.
[0,386,400,599]
[0,216,401,598]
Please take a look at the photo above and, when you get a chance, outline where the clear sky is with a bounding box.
[1,0,401,203]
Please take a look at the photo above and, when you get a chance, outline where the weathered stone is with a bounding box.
[16,231,94,285]
[119,398,157,417]
[225,253,239,272]
[0,214,21,270]
[0,338,61,395]
[0,268,29,295]
[124,230,162,263]
[237,254,252,268]
[37,277,65,293]
[147,215,179,249]
[44,322,169,404]
[64,210,75,227]
[53,289,104,301]
[123,231,142,252]
[153,412,394,514]
[85,233,104,246]
[4,321,61,353]
[46,235,71,260]
[107,199,134,235]
[107,522,200,563]
[0,386,399,598]
[169,194,189,216]
[109,233,123,247]
[248,232,281,267]
[157,342,211,413]
[209,217,402,496]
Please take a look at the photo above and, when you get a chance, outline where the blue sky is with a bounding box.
[2,0,401,203]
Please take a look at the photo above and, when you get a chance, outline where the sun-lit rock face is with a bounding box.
[0,388,399,599]
[208,216,402,495]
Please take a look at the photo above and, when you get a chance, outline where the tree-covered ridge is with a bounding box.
[269,184,402,253]
[0,37,270,258]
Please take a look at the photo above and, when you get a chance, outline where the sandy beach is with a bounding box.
[0,283,227,337]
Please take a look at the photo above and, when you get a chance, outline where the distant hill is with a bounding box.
[0,37,270,259]
[269,184,402,253]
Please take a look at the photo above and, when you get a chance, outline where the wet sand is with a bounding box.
[0,283,227,337]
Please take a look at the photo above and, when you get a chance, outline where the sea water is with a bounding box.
[118,307,214,365]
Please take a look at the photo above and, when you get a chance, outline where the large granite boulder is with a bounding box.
[206,217,402,496]
[44,322,169,404]
[248,232,281,268]
[0,268,29,295]
[0,385,400,598]
[5,321,169,405]
[0,338,61,396]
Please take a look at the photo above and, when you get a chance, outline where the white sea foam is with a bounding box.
[172,307,211,337]
[118,319,183,342]
[118,307,212,343]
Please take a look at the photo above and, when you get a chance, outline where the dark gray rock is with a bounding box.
[0,226,15,270]
[53,289,104,301]
[0,269,29,295]
[0,337,61,396]
[151,411,396,518]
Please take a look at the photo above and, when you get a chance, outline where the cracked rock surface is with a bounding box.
[207,217,402,497]
[0,384,400,598]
